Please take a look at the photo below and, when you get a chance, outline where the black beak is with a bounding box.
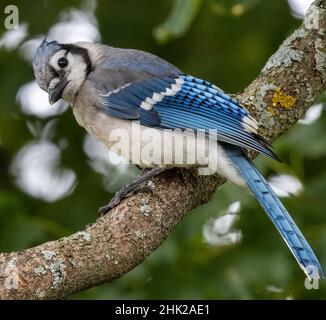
[48,79,69,105]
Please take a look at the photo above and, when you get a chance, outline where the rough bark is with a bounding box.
[0,0,325,300]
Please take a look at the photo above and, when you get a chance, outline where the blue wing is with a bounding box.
[100,74,278,160]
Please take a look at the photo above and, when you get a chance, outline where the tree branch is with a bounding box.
[1,0,325,300]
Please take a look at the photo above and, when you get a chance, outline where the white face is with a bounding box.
[48,49,88,103]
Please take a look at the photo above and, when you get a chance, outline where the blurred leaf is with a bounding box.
[210,0,261,17]
[279,112,326,159]
[153,0,202,44]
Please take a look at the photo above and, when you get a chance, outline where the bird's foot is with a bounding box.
[98,181,154,215]
[98,167,166,216]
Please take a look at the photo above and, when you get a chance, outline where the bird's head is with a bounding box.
[33,39,92,105]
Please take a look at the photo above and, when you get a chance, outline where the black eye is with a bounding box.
[58,57,68,68]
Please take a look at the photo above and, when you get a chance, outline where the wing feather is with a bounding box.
[101,73,279,160]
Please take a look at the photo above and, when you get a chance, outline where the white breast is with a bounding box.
[72,102,245,187]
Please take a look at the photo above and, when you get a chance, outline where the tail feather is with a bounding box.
[224,145,324,279]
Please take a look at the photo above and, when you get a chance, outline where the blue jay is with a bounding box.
[33,39,323,279]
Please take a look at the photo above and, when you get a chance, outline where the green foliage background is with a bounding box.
[0,0,325,299]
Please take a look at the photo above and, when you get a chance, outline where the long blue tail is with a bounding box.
[224,145,324,279]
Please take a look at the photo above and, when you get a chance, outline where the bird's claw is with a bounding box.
[98,180,155,216]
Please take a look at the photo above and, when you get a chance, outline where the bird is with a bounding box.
[33,39,323,280]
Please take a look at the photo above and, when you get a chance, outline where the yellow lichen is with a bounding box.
[267,105,277,116]
[272,88,296,109]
